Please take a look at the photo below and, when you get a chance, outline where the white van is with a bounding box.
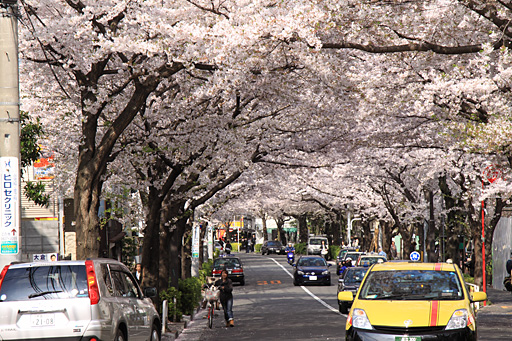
[307,236,329,255]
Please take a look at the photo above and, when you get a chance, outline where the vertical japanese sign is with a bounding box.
[192,224,200,258]
[1,157,19,255]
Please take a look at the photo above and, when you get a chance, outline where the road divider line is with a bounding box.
[270,258,344,316]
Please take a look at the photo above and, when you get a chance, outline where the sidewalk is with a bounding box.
[476,286,512,340]
[161,305,210,341]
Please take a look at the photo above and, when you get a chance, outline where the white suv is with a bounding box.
[0,259,161,341]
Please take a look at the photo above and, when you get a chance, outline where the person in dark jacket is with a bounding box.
[215,269,234,327]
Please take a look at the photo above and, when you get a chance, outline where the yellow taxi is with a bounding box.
[338,261,487,341]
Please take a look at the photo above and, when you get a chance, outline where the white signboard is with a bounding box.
[33,253,58,262]
[192,224,200,258]
[1,157,19,255]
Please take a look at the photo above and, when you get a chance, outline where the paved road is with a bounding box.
[177,252,347,340]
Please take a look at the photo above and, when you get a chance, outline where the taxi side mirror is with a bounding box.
[470,291,487,303]
[338,291,354,302]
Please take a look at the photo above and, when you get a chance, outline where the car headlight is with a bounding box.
[297,270,304,275]
[322,270,329,275]
[352,309,372,330]
[446,309,468,330]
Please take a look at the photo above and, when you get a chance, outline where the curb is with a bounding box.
[161,305,205,341]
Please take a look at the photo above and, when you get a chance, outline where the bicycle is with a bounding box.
[203,284,220,329]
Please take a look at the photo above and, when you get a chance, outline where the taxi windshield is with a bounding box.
[359,270,463,301]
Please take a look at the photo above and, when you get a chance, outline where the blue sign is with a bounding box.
[410,251,420,261]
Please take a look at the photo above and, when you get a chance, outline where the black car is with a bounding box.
[212,256,245,285]
[293,255,331,286]
[261,240,285,255]
[337,266,368,313]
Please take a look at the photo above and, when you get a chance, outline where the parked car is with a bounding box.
[355,254,387,267]
[337,251,365,275]
[293,255,331,286]
[0,259,161,341]
[214,241,224,253]
[338,261,487,340]
[337,266,369,313]
[261,240,286,255]
[212,256,245,285]
[307,236,329,255]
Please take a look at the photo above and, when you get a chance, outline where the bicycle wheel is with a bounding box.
[208,304,214,329]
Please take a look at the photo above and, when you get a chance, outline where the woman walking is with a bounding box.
[215,269,235,327]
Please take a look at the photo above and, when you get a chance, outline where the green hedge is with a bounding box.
[255,243,262,252]
[329,245,340,261]
[295,242,307,255]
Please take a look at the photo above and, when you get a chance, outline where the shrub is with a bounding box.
[178,277,202,315]
[329,245,340,261]
[230,242,240,252]
[160,286,182,322]
[199,258,214,283]
[255,243,262,253]
[294,242,307,255]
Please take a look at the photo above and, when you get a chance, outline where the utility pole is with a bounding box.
[0,0,21,269]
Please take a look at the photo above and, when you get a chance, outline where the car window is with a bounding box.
[0,265,88,302]
[309,239,326,245]
[359,270,463,301]
[298,258,326,267]
[344,268,368,285]
[110,270,141,299]
[214,258,241,268]
[267,241,281,247]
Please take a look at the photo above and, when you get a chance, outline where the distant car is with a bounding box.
[0,259,161,341]
[293,255,331,286]
[355,254,387,267]
[337,251,365,275]
[307,236,329,255]
[338,261,487,340]
[337,267,369,313]
[261,241,285,255]
[212,256,245,285]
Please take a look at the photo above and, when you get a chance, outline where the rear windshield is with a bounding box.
[344,268,369,285]
[359,270,464,301]
[214,258,241,269]
[0,265,89,302]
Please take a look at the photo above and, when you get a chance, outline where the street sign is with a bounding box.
[410,251,420,262]
[192,224,200,258]
[483,164,503,183]
[1,157,19,255]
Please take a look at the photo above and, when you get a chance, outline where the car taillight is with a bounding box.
[0,265,10,291]
[212,269,221,275]
[85,260,100,305]
[232,269,243,273]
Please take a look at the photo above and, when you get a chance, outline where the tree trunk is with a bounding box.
[182,227,192,280]
[169,217,188,288]
[381,221,392,256]
[298,215,308,244]
[74,165,103,259]
[426,190,438,262]
[262,216,269,241]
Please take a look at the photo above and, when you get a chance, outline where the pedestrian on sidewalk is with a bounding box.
[505,253,512,291]
[215,269,235,327]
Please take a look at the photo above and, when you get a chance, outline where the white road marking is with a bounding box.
[269,257,345,316]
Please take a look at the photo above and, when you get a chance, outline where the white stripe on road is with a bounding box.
[269,258,345,316]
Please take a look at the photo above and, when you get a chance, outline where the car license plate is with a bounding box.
[309,275,317,280]
[395,337,420,341]
[31,313,55,327]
